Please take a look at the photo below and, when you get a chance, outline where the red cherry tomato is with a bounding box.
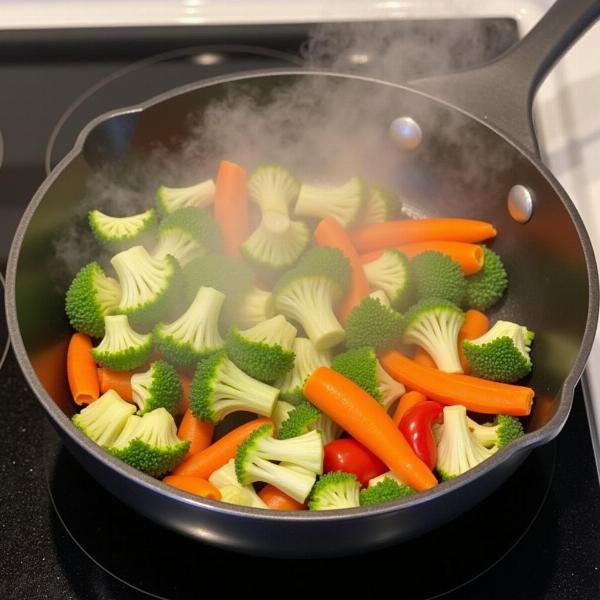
[399,400,443,470]
[323,439,387,486]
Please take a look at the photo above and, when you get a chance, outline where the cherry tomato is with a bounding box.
[399,400,443,470]
[323,439,387,486]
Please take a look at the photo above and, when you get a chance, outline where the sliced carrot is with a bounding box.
[178,409,214,457]
[98,368,133,402]
[172,417,272,478]
[458,309,490,373]
[67,333,100,406]
[413,347,437,369]
[350,219,497,253]
[258,484,307,511]
[314,216,369,322]
[162,475,221,500]
[392,391,428,426]
[213,160,248,256]
[179,374,192,414]
[380,351,533,416]
[304,367,437,492]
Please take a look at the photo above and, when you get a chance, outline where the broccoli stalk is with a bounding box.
[362,248,411,308]
[308,472,361,510]
[89,208,156,250]
[65,262,121,338]
[131,360,182,415]
[369,290,391,306]
[278,400,341,444]
[361,184,401,225]
[359,477,414,506]
[464,246,508,311]
[467,415,525,449]
[208,458,268,508]
[411,251,466,305]
[156,179,215,214]
[402,298,465,373]
[247,164,300,219]
[272,400,297,435]
[225,285,274,329]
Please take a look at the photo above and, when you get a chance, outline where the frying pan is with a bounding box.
[6,0,600,558]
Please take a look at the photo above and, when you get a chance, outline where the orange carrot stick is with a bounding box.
[67,333,100,406]
[351,219,497,253]
[413,347,437,369]
[380,351,533,416]
[178,409,214,457]
[162,475,221,500]
[213,160,248,256]
[315,216,369,322]
[304,367,437,492]
[458,309,490,373]
[98,368,133,402]
[172,417,272,478]
[392,391,428,426]
[258,484,306,511]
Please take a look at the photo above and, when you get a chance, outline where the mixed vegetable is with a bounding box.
[65,159,535,511]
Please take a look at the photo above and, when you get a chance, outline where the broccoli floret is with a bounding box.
[359,477,414,506]
[462,320,534,383]
[402,298,465,373]
[190,351,279,424]
[276,337,331,405]
[235,423,323,503]
[278,400,341,444]
[369,290,391,306]
[248,164,300,217]
[308,472,361,510]
[110,407,189,477]
[367,470,407,487]
[157,179,215,214]
[411,251,466,305]
[362,248,411,308]
[464,246,508,311]
[91,314,153,371]
[225,285,274,329]
[295,176,365,227]
[273,246,351,350]
[65,262,121,338]
[345,297,404,352]
[435,405,496,480]
[467,415,524,449]
[226,315,297,383]
[361,184,401,225]
[272,400,297,435]
[208,458,268,508]
[154,286,225,368]
[72,390,136,446]
[89,208,156,250]
[111,245,179,328]
[131,360,182,415]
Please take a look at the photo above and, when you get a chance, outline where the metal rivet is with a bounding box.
[507,185,535,223]
[389,117,422,150]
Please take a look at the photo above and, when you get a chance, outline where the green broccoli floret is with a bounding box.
[411,251,466,305]
[435,405,496,480]
[65,262,121,338]
[110,245,179,328]
[208,458,268,508]
[91,314,153,371]
[226,315,296,383]
[331,346,405,409]
[467,415,524,449]
[402,298,465,373]
[274,246,351,350]
[110,407,189,477]
[248,164,300,217]
[308,472,361,510]
[276,337,332,405]
[369,290,391,306]
[89,208,156,250]
[462,320,534,383]
[190,351,279,424]
[359,477,414,506]
[235,423,323,503]
[278,400,341,444]
[345,297,404,352]
[154,286,225,368]
[72,390,136,446]
[272,400,297,435]
[361,184,402,225]
[464,246,508,311]
[362,248,411,309]
[131,360,182,415]
[157,179,215,214]
[295,176,365,227]
[225,285,274,329]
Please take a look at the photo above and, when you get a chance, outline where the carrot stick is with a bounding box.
[380,351,534,416]
[315,216,369,322]
[458,309,490,373]
[67,333,100,406]
[304,367,437,492]
[172,417,272,478]
[350,219,497,253]
[162,475,221,500]
[178,409,214,457]
[213,160,248,256]
[179,374,192,414]
[258,484,306,511]
[98,368,133,402]
[392,391,428,426]
[413,347,437,369]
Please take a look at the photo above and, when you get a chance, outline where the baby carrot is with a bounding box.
[380,351,534,416]
[178,409,214,457]
[413,347,437,369]
[392,391,428,426]
[98,368,133,402]
[458,309,490,373]
[304,367,438,492]
[315,216,369,322]
[67,333,100,406]
[162,475,221,500]
[258,484,306,511]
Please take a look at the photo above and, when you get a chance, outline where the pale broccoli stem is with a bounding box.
[157,179,215,213]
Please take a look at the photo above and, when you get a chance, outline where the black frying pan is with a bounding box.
[6,0,600,557]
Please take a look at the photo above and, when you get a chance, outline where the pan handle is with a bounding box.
[409,0,600,157]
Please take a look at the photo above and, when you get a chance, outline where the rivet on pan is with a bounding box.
[389,117,422,150]
[507,185,535,223]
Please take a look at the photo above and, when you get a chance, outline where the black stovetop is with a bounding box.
[0,19,599,600]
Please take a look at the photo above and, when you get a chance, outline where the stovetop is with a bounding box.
[0,18,599,600]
